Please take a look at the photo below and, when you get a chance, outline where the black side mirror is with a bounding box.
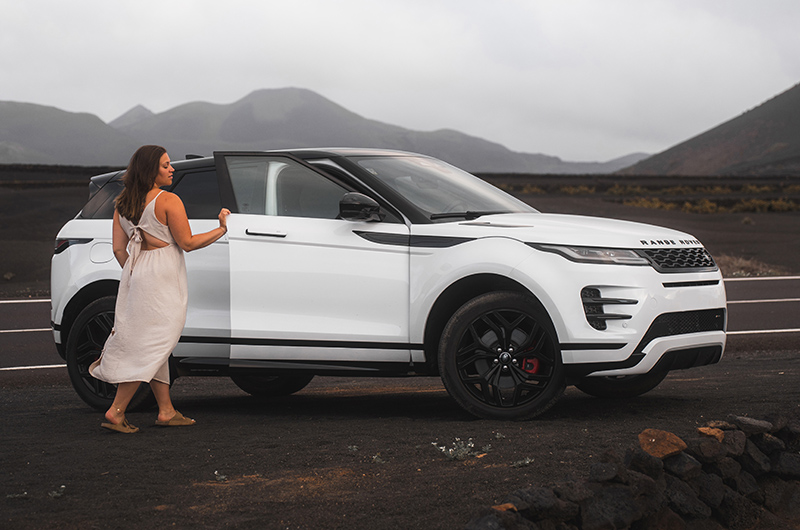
[339,192,385,222]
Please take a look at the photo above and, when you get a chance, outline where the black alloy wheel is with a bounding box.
[439,291,565,420]
[65,296,155,411]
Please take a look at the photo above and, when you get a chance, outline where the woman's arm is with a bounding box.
[161,192,230,252]
[112,210,130,268]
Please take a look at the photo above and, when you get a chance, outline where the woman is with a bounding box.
[89,145,230,433]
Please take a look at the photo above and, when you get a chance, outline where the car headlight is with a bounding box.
[531,244,650,266]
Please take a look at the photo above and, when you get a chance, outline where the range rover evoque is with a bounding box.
[51,148,727,420]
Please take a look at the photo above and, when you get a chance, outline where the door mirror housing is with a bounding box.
[339,192,385,222]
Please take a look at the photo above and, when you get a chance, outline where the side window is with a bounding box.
[226,156,347,219]
[170,169,222,219]
[82,179,124,219]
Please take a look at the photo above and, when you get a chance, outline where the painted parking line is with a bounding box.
[727,328,800,336]
[0,364,66,371]
[723,276,800,282]
[0,299,51,304]
[727,298,800,304]
[0,328,51,334]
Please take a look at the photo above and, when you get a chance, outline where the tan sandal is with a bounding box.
[155,410,195,427]
[101,417,139,434]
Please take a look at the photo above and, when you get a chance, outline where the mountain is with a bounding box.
[620,83,800,175]
[0,101,140,165]
[110,87,646,173]
[0,88,646,172]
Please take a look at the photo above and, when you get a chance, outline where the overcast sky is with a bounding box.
[2,0,799,162]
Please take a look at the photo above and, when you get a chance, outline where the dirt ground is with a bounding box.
[2,174,799,528]
[1,336,799,529]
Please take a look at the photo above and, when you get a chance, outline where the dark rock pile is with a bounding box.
[466,412,800,530]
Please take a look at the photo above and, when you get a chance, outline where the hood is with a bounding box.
[415,213,704,249]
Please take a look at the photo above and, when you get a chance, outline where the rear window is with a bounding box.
[80,169,222,220]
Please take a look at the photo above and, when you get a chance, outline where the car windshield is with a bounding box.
[350,155,537,221]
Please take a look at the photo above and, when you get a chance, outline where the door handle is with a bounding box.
[245,229,287,238]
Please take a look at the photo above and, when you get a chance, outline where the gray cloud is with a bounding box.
[1,0,798,161]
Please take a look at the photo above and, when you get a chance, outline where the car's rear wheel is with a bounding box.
[230,373,315,397]
[575,369,669,399]
[438,291,565,420]
[65,296,155,411]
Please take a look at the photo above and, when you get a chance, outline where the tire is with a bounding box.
[230,373,315,397]
[438,291,565,420]
[65,296,156,411]
[575,369,669,399]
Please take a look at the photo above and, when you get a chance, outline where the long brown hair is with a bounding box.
[115,145,166,224]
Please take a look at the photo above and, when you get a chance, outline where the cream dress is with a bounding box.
[89,191,188,385]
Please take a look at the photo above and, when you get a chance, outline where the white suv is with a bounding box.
[51,149,727,420]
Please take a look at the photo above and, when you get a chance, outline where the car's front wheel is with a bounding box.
[438,291,565,420]
[230,373,315,397]
[575,369,669,399]
[65,296,155,411]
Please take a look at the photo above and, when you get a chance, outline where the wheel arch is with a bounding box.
[420,273,550,375]
[56,280,119,359]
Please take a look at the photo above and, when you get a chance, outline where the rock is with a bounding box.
[772,451,800,479]
[740,440,771,476]
[762,412,789,433]
[624,447,664,480]
[728,415,773,435]
[731,470,759,498]
[759,475,800,521]
[707,456,742,481]
[706,420,737,430]
[752,432,786,455]
[509,487,578,521]
[685,436,726,463]
[639,429,687,459]
[552,480,594,505]
[698,426,725,442]
[664,474,712,519]
[464,509,526,530]
[713,487,764,530]
[663,452,703,481]
[588,463,619,483]
[636,506,686,530]
[688,472,725,508]
[579,485,643,530]
[721,430,747,456]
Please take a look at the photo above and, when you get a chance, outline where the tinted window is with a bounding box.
[170,169,222,219]
[225,156,347,219]
[82,179,124,219]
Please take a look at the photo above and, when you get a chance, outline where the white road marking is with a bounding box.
[727,328,800,335]
[0,364,65,371]
[724,276,800,282]
[0,299,50,304]
[0,328,51,334]
[727,298,800,304]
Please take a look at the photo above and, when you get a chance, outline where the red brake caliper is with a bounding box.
[522,357,540,374]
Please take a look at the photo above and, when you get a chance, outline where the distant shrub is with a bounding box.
[696,185,733,195]
[769,198,798,212]
[560,185,595,195]
[741,184,774,194]
[783,184,800,194]
[606,184,645,196]
[623,197,678,210]
[660,186,694,195]
[682,199,724,214]
[730,199,772,213]
[521,184,546,194]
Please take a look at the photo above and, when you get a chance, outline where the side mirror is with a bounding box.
[339,192,385,222]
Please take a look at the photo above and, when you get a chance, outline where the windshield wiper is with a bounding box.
[430,211,510,221]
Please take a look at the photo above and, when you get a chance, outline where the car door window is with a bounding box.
[170,169,223,219]
[226,156,347,219]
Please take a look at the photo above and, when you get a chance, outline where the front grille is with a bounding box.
[639,248,717,273]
